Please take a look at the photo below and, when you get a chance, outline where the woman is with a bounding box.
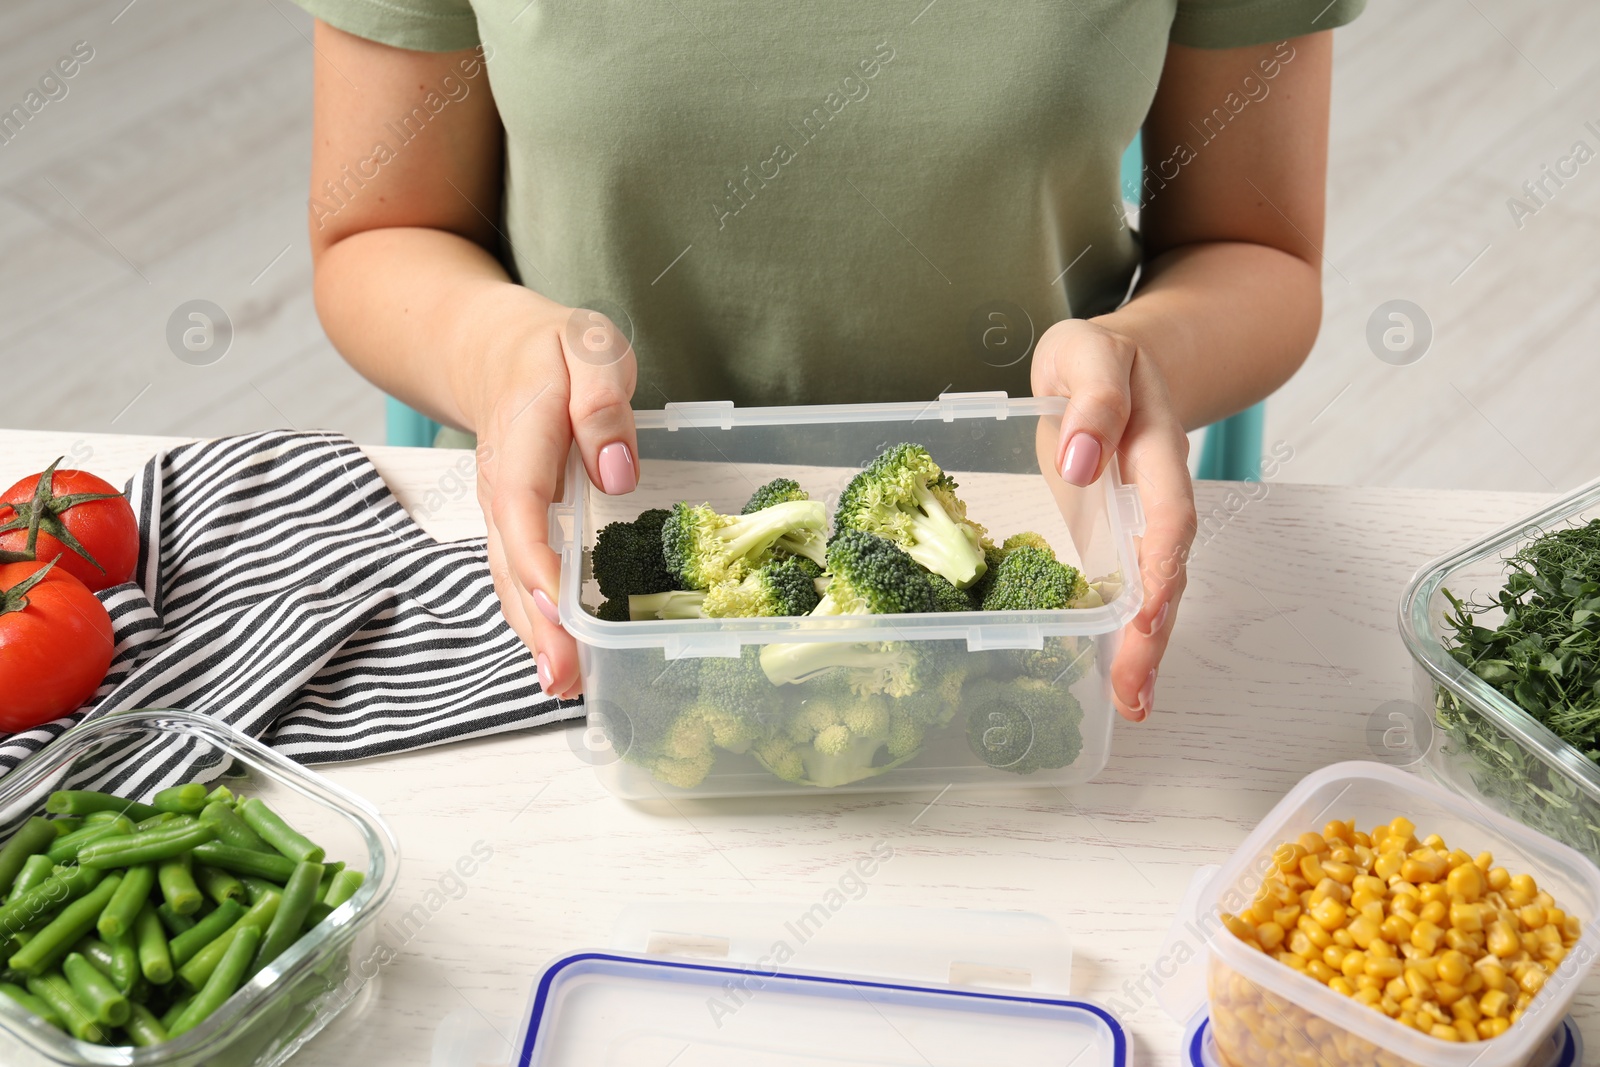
[297,0,1361,718]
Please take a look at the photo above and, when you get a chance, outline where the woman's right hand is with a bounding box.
[455,288,639,701]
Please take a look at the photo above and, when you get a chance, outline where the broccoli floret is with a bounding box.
[595,598,631,622]
[1000,636,1095,687]
[592,508,674,601]
[926,573,975,612]
[742,478,808,514]
[1000,531,1055,557]
[680,650,778,754]
[978,547,1090,611]
[833,443,989,589]
[752,677,918,787]
[758,533,937,689]
[971,531,1055,604]
[662,499,827,590]
[628,590,708,620]
[703,557,823,618]
[964,676,1084,774]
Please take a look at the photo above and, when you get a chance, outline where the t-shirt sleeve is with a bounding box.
[1172,0,1366,49]
[291,0,480,52]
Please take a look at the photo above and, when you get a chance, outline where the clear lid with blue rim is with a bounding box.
[511,903,1125,1067]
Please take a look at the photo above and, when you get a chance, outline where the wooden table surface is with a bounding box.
[0,428,1586,1067]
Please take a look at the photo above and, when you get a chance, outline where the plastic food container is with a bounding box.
[1197,761,1600,1067]
[1182,1011,1583,1067]
[509,903,1126,1067]
[1400,476,1600,864]
[0,710,398,1067]
[552,393,1144,799]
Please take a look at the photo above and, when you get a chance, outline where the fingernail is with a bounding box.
[598,442,638,495]
[1136,668,1157,720]
[1060,433,1101,486]
[536,653,554,693]
[533,588,560,625]
[1141,600,1170,637]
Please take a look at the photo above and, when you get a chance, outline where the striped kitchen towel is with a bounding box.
[0,430,581,780]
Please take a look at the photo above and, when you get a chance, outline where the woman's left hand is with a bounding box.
[1032,317,1197,722]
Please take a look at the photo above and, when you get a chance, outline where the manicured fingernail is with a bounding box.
[1060,433,1101,486]
[537,653,554,693]
[533,588,560,625]
[1136,668,1157,719]
[1141,600,1169,637]
[598,442,638,495]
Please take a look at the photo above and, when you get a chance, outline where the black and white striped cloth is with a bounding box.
[0,430,581,781]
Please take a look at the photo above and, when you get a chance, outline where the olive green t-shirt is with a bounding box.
[296,0,1362,408]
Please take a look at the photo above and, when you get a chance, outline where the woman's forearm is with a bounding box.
[1092,240,1321,432]
[313,226,555,432]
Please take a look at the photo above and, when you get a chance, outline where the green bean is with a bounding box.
[155,903,195,937]
[9,874,121,977]
[79,821,216,870]
[62,952,128,1027]
[322,869,365,910]
[49,818,81,836]
[151,784,208,815]
[0,979,63,1026]
[0,865,106,936]
[124,1002,168,1047]
[10,855,56,900]
[96,864,154,940]
[236,798,325,864]
[167,899,243,967]
[0,819,58,897]
[105,934,138,995]
[26,973,105,1043]
[45,791,159,822]
[191,841,296,882]
[133,903,172,985]
[315,860,346,900]
[239,876,283,906]
[133,812,179,832]
[168,925,259,1037]
[82,811,120,825]
[45,817,133,864]
[204,784,234,806]
[157,854,202,916]
[251,861,322,975]
[177,894,277,990]
[159,992,192,1031]
[198,802,270,853]
[301,903,332,931]
[193,863,244,906]
[74,937,116,977]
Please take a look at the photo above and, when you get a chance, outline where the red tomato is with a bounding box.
[0,560,115,732]
[0,462,138,593]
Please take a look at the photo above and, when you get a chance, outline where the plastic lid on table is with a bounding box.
[508,903,1126,1067]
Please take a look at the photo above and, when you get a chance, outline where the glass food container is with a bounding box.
[1400,476,1600,864]
[551,393,1145,799]
[0,710,398,1067]
[1197,762,1600,1067]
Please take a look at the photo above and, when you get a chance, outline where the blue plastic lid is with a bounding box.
[515,951,1128,1067]
[1182,1011,1583,1067]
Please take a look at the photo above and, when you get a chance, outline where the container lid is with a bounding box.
[509,904,1125,1067]
[1181,1010,1583,1067]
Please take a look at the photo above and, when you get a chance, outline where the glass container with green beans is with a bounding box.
[0,710,396,1067]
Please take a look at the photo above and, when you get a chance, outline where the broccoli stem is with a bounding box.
[629,591,707,620]
[759,640,914,688]
[717,501,825,564]
[905,483,987,588]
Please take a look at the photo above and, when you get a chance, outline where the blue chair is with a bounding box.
[388,140,1262,477]
[1121,136,1262,481]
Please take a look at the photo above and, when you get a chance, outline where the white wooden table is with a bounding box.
[2,428,1591,1066]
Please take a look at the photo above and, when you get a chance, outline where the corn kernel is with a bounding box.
[1403,968,1432,999]
[1403,851,1448,884]
[1256,921,1285,952]
[1438,950,1472,986]
[1420,883,1449,906]
[1382,915,1414,945]
[1430,1023,1460,1041]
[1435,980,1466,1007]
[1323,860,1357,885]
[1340,951,1366,980]
[1520,968,1547,995]
[1449,902,1483,933]
[1389,816,1415,840]
[1519,904,1547,930]
[1423,833,1447,850]
[1306,959,1336,983]
[1487,921,1519,958]
[1446,863,1485,903]
[1312,897,1347,931]
[1366,957,1403,980]
[1480,1016,1511,1038]
[1487,867,1511,892]
[1299,855,1326,886]
[1419,900,1448,926]
[1298,831,1328,855]
[1479,989,1510,1018]
[1374,851,1404,880]
[1329,976,1355,997]
[1412,921,1443,955]
[1384,976,1408,1001]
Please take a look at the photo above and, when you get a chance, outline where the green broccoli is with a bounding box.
[703,556,823,618]
[926,573,975,612]
[662,499,827,590]
[964,676,1084,774]
[592,508,674,601]
[595,598,632,622]
[742,478,807,514]
[628,590,708,620]
[971,531,1054,604]
[978,546,1090,611]
[759,532,936,689]
[833,443,989,589]
[753,676,918,787]
[1001,636,1095,687]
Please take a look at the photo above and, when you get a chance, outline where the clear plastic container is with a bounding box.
[550,393,1145,799]
[1400,475,1600,865]
[1198,761,1600,1067]
[0,710,398,1067]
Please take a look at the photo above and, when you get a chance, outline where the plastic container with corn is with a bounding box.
[1197,762,1600,1067]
